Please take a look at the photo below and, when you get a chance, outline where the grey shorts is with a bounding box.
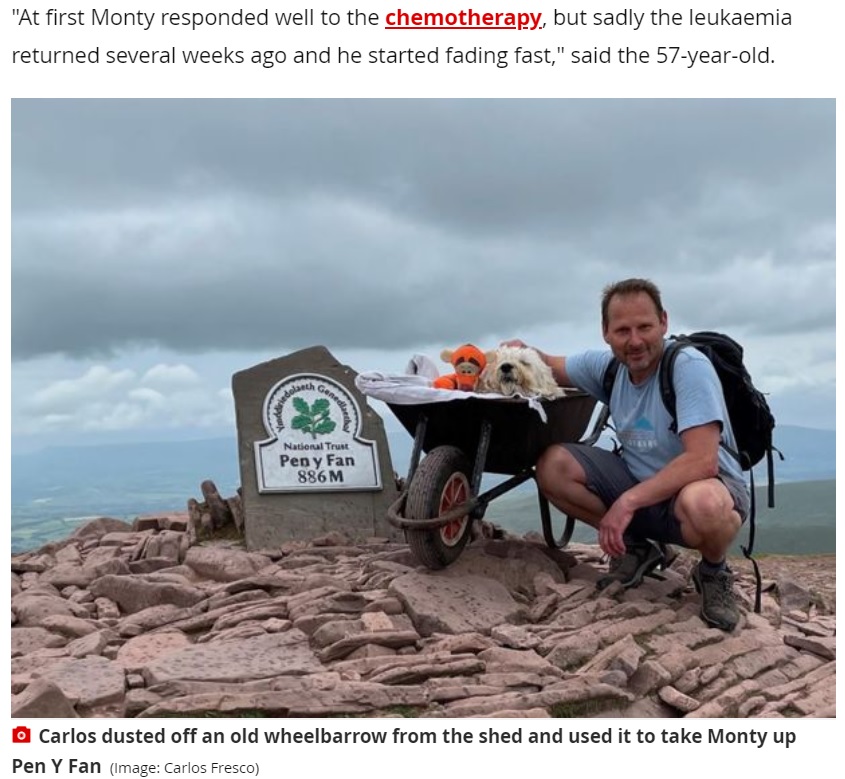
[561,444,750,548]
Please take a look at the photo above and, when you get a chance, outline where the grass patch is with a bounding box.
[380,705,422,718]
[549,697,625,718]
[196,522,244,544]
[326,705,424,719]
[151,709,271,718]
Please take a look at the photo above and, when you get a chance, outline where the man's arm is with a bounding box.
[598,422,722,557]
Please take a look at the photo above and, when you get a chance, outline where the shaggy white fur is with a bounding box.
[477,346,563,399]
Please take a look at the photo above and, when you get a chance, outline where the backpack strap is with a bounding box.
[599,358,623,453]
[658,338,684,432]
[660,337,742,462]
[740,476,762,613]
[602,357,619,402]
[766,446,784,509]
[767,448,775,508]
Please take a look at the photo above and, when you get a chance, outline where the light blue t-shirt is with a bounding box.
[566,344,746,487]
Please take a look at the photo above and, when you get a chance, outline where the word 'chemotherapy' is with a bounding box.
[386,9,544,31]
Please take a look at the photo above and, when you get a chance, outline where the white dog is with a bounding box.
[477,345,563,399]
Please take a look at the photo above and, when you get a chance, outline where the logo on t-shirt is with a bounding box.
[633,416,654,431]
[620,416,658,450]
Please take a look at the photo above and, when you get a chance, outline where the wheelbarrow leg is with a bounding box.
[536,402,609,550]
[404,413,428,487]
[469,418,493,520]
[538,484,575,549]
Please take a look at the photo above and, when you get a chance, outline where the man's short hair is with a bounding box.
[601,278,665,329]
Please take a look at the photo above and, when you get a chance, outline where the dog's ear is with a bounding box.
[485,350,497,363]
[440,349,454,363]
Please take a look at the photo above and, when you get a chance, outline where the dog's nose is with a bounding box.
[500,363,513,374]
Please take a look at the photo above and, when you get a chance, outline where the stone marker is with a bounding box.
[232,346,399,549]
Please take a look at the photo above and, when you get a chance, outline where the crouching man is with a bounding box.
[508,278,750,631]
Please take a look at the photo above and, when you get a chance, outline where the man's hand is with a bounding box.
[598,493,636,557]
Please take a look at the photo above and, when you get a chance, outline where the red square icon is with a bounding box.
[13,726,31,743]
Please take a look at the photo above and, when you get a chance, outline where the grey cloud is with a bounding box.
[13,99,834,231]
[12,99,835,361]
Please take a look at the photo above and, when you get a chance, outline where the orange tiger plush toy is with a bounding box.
[432,344,487,392]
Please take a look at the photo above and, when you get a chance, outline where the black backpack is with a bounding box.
[602,332,782,612]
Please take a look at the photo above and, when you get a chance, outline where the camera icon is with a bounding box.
[13,726,31,743]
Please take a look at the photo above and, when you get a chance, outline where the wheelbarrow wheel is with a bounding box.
[405,445,473,569]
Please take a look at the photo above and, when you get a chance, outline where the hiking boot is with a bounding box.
[658,544,678,571]
[692,563,740,632]
[596,540,665,591]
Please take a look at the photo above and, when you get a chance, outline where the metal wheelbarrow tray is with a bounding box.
[386,392,606,569]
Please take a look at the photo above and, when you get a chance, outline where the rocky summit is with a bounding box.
[11,515,836,719]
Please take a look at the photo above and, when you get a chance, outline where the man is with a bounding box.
[509,278,750,631]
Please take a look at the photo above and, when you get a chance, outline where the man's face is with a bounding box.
[602,292,668,383]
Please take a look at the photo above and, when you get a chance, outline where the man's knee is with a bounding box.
[536,445,584,494]
[676,481,735,520]
[675,480,741,539]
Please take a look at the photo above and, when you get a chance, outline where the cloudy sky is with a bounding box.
[11,99,835,453]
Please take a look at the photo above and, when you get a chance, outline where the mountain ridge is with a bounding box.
[11,425,835,554]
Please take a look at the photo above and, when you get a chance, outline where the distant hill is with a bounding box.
[10,424,835,553]
[767,425,836,482]
[386,424,835,484]
[481,479,835,556]
[12,438,241,553]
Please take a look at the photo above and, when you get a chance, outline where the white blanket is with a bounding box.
[355,370,549,422]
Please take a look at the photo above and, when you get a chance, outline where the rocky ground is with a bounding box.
[11,514,836,719]
[733,554,836,614]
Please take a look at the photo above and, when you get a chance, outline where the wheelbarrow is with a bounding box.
[386,392,608,569]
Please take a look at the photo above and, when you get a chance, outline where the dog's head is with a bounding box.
[478,346,561,398]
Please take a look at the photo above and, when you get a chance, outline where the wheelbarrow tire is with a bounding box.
[405,445,473,570]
